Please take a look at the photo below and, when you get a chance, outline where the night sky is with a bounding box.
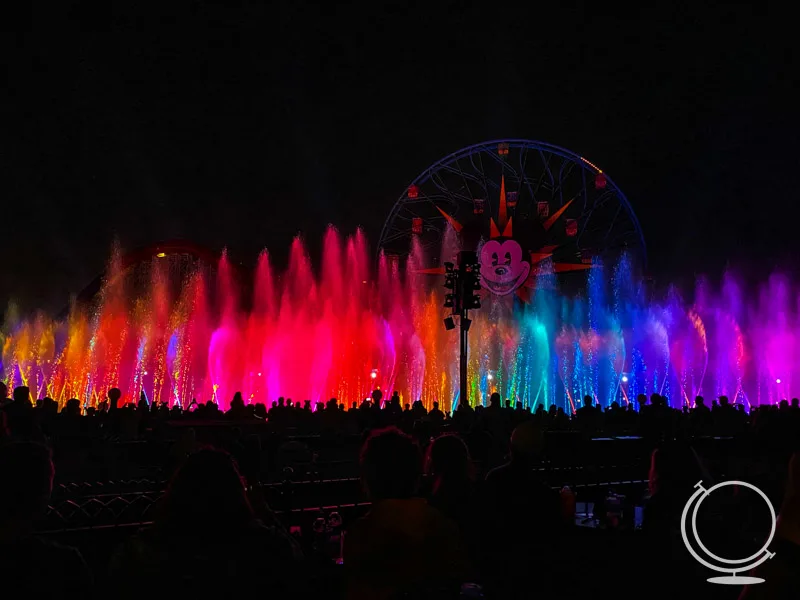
[4,3,797,314]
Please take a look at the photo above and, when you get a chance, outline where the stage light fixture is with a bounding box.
[444,317,456,330]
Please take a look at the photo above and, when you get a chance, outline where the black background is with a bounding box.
[3,2,798,313]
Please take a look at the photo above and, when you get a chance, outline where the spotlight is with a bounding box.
[444,316,456,331]
[487,373,493,381]
[156,252,166,258]
[776,378,782,384]
[370,369,378,380]
[621,375,629,383]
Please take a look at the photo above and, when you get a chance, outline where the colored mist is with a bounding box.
[0,227,797,411]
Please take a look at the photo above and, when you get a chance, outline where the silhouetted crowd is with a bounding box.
[2,379,800,599]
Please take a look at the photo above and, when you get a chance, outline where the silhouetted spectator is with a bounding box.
[487,392,501,412]
[429,400,444,424]
[575,394,598,433]
[641,443,708,596]
[426,434,479,567]
[0,442,92,598]
[691,395,712,435]
[344,426,466,599]
[479,421,563,598]
[3,386,40,440]
[228,391,248,419]
[110,448,302,598]
[108,387,121,411]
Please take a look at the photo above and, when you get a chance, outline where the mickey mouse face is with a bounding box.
[479,239,531,296]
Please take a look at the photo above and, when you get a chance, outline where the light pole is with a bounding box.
[443,250,482,408]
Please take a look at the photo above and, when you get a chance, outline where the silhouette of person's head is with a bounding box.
[582,395,593,407]
[159,448,253,538]
[108,387,121,409]
[509,421,544,464]
[231,392,245,410]
[780,399,789,411]
[793,398,800,409]
[719,395,730,407]
[0,381,7,399]
[637,394,647,407]
[650,393,660,407]
[432,401,440,411]
[65,398,81,416]
[489,392,501,408]
[427,434,471,483]
[371,389,383,405]
[0,442,54,526]
[359,426,421,501]
[695,396,705,407]
[12,386,31,405]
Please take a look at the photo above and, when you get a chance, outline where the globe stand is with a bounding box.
[707,576,765,585]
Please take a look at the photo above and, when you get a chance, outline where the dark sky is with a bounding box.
[3,2,798,313]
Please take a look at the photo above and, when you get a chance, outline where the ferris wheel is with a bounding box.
[378,139,646,271]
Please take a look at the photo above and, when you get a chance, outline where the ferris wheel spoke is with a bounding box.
[603,205,623,242]
[579,167,589,212]
[451,157,483,208]
[554,159,579,206]
[379,139,646,271]
[538,149,557,190]
[471,152,491,205]
[517,148,539,203]
[437,162,485,191]
[429,170,474,206]
[527,150,552,203]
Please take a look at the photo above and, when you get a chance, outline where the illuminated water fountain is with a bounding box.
[2,229,799,412]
